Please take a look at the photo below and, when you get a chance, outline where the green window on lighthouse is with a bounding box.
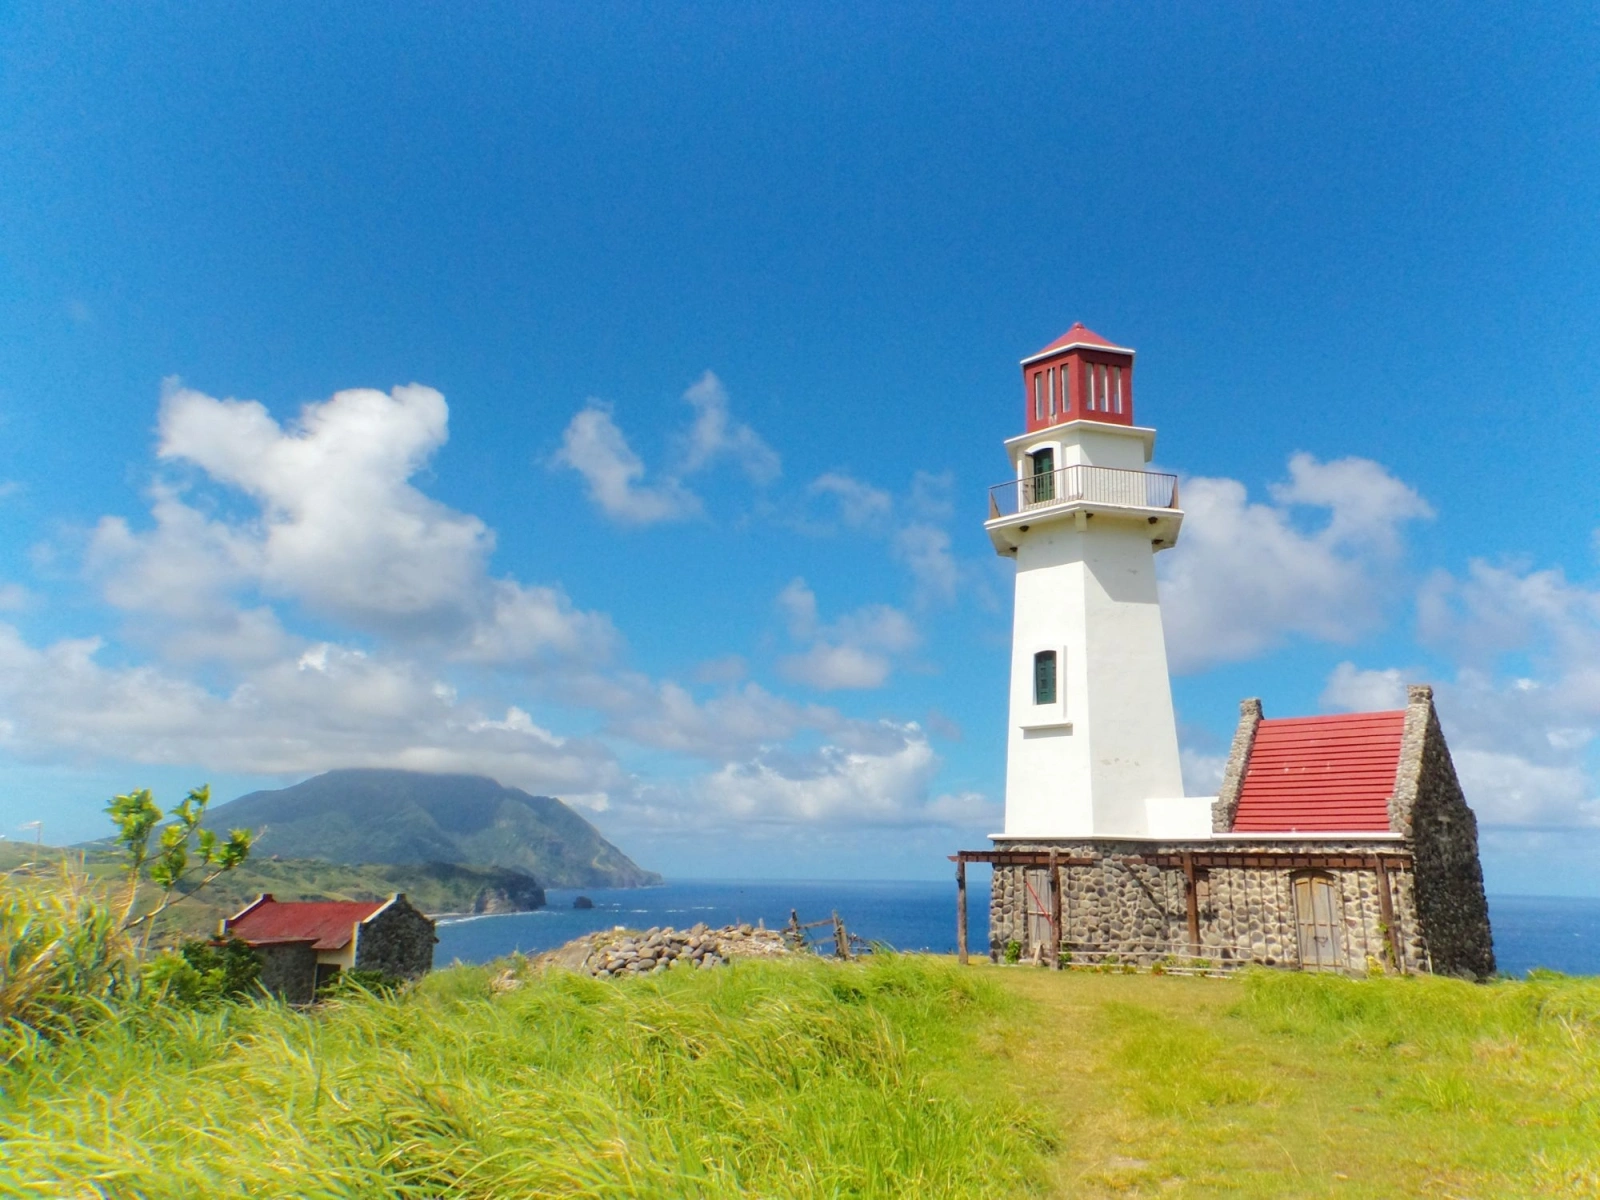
[1033,650,1057,705]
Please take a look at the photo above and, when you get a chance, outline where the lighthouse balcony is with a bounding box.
[985,465,1183,554]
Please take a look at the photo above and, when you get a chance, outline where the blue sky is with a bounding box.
[2,4,1598,891]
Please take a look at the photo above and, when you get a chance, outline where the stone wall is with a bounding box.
[255,941,318,1004]
[1211,698,1262,833]
[354,895,438,979]
[988,840,1427,973]
[1392,686,1496,979]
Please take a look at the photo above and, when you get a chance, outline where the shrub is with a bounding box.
[107,785,253,945]
[1003,939,1022,964]
[143,938,262,1008]
[0,867,134,1055]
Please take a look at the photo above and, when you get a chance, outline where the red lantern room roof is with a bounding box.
[1022,322,1135,365]
[1019,322,1137,430]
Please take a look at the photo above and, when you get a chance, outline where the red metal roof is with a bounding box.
[1231,711,1405,833]
[1030,322,1129,359]
[225,897,386,951]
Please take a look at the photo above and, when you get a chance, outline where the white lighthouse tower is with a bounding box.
[986,324,1210,840]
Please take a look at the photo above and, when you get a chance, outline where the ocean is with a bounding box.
[436,880,1600,978]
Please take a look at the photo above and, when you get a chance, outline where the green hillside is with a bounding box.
[173,857,546,931]
[2,844,545,937]
[204,768,660,888]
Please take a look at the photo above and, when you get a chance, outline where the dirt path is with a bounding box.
[980,966,1245,1196]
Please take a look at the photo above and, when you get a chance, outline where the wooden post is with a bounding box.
[832,911,851,960]
[1182,852,1200,957]
[956,858,969,966]
[1372,855,1404,974]
[1047,850,1063,970]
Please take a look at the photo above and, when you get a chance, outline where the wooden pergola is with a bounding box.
[949,848,1412,969]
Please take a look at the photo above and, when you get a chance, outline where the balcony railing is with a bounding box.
[987,464,1179,519]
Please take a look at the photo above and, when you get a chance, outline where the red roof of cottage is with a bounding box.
[1029,322,1131,360]
[225,896,387,951]
[1231,711,1406,833]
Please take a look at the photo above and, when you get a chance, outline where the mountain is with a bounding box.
[204,769,661,888]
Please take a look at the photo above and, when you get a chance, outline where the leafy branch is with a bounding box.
[107,785,253,947]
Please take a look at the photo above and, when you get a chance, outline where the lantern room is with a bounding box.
[1019,322,1135,432]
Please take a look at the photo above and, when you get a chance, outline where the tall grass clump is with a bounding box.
[0,865,134,1057]
[0,953,1053,1199]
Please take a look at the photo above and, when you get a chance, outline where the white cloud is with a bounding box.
[605,677,835,760]
[692,654,747,685]
[1321,662,1409,712]
[774,578,918,690]
[804,470,967,605]
[776,577,820,639]
[908,470,955,522]
[86,382,613,668]
[894,524,959,603]
[454,580,618,666]
[158,382,492,626]
[555,372,777,525]
[1451,747,1599,828]
[0,584,29,612]
[1159,453,1433,672]
[693,721,946,826]
[554,403,702,525]
[782,644,896,690]
[678,371,780,483]
[808,473,892,529]
[0,622,628,802]
[1320,557,1600,831]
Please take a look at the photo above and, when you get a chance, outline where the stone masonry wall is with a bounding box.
[1211,699,1262,834]
[1392,686,1496,979]
[354,895,438,979]
[988,840,1426,973]
[255,941,318,1004]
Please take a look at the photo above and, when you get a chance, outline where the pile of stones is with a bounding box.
[572,922,789,979]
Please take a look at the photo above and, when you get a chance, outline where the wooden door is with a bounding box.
[1023,869,1054,958]
[1293,874,1343,970]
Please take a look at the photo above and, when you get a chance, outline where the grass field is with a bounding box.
[0,954,1050,1199]
[995,966,1600,1197]
[2,947,1597,1198]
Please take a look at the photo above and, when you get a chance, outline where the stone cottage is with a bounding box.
[958,324,1494,978]
[965,686,1496,978]
[222,893,438,1003]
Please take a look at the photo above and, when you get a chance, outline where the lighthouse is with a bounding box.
[985,324,1210,840]
[951,325,1494,979]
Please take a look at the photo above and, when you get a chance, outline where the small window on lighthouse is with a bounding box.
[1113,365,1123,414]
[1033,650,1058,706]
[1048,367,1057,417]
[1033,372,1043,421]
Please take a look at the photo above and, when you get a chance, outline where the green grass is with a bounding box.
[994,966,1600,1197]
[0,954,1053,1199]
[5,860,1598,1198]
